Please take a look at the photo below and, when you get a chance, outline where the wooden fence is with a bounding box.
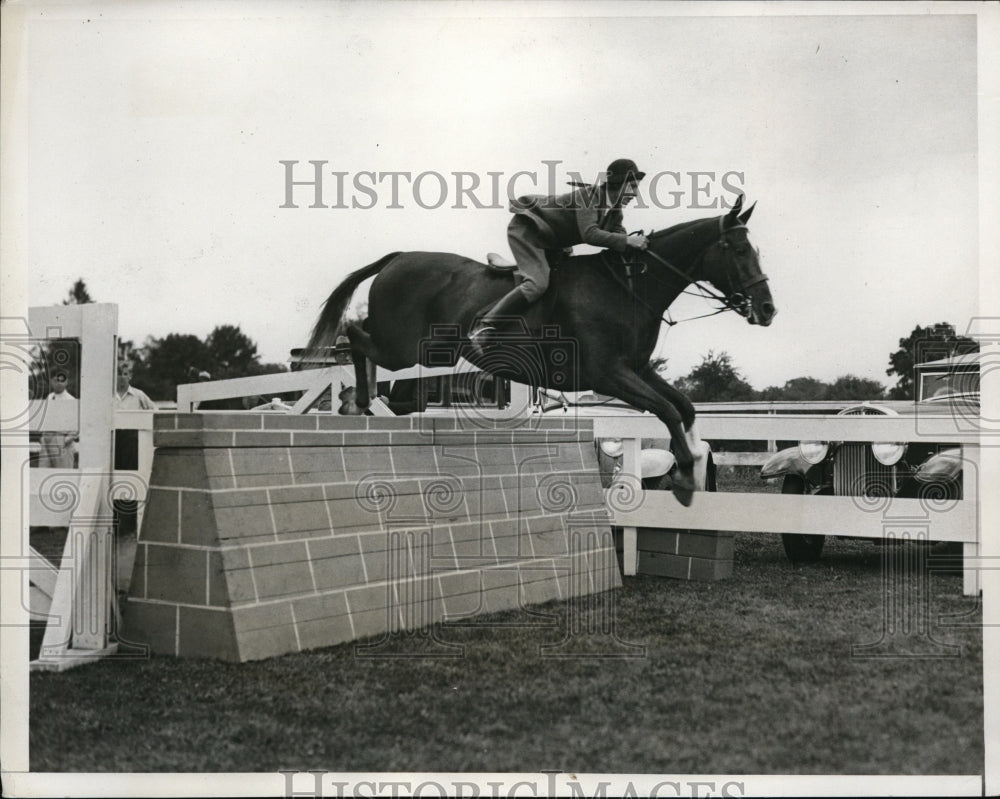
[595,412,981,595]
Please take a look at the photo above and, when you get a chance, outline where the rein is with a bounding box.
[611,216,769,325]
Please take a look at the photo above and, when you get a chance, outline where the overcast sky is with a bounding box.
[18,2,981,391]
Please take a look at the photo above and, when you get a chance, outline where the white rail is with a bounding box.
[592,413,981,596]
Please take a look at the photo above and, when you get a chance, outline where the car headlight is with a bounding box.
[599,438,624,458]
[640,448,676,479]
[872,442,907,466]
[797,441,829,465]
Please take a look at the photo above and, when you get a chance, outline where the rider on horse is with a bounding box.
[469,158,652,348]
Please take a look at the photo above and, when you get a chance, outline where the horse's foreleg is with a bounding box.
[638,366,710,491]
[594,367,697,507]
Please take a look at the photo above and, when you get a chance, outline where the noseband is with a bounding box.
[712,216,770,318]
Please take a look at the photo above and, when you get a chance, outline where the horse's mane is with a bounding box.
[647,215,714,241]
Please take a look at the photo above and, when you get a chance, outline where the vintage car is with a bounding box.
[760,353,979,562]
[537,389,718,493]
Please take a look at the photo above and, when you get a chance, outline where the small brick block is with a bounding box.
[291,430,346,447]
[121,600,179,656]
[247,541,315,601]
[292,591,355,651]
[308,536,367,590]
[218,547,257,604]
[179,490,217,547]
[149,451,209,490]
[635,551,733,581]
[232,602,300,661]
[518,566,562,606]
[177,605,240,660]
[263,415,319,431]
[233,431,294,447]
[143,545,211,605]
[199,413,263,431]
[480,582,522,614]
[215,502,276,545]
[347,584,394,639]
[139,488,180,544]
[438,571,486,620]
[341,431,393,447]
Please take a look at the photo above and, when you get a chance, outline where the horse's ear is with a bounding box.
[725,193,744,226]
[738,201,756,224]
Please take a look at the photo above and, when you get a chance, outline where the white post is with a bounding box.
[619,436,642,576]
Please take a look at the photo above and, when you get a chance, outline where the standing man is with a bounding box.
[469,158,650,348]
[38,371,77,469]
[112,359,155,596]
[114,360,155,410]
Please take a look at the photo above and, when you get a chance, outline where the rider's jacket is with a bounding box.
[510,185,629,252]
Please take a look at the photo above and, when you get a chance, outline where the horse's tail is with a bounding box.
[306,252,401,353]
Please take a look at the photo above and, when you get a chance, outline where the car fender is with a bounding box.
[912,447,964,483]
[760,446,813,480]
[895,447,964,499]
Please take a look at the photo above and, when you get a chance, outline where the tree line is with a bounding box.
[657,320,978,403]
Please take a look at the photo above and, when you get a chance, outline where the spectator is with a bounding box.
[38,371,77,469]
[114,360,156,410]
[112,359,155,595]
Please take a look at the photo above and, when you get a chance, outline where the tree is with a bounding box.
[826,375,887,401]
[206,325,260,378]
[133,326,289,402]
[757,377,828,401]
[886,322,978,400]
[137,334,213,401]
[62,278,94,305]
[675,351,755,402]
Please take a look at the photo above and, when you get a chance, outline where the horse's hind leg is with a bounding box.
[345,321,389,409]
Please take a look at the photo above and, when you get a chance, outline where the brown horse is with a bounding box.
[307,195,775,505]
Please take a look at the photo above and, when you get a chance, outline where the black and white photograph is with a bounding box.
[1,1,997,797]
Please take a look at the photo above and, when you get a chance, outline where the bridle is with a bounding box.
[630,214,770,322]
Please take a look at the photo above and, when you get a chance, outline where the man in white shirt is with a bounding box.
[114,360,155,410]
[112,359,155,595]
[39,371,77,468]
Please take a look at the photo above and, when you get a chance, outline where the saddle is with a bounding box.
[476,249,572,336]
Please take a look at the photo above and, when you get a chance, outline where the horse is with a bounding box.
[307,194,775,506]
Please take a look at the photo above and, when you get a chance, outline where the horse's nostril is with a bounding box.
[762,302,775,316]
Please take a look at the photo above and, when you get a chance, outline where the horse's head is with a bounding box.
[697,196,775,326]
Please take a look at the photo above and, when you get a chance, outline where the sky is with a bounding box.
[14,1,982,392]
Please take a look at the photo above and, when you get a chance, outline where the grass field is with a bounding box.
[28,468,983,775]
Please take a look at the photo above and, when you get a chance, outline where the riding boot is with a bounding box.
[468,285,534,352]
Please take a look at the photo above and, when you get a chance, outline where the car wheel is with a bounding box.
[780,474,826,563]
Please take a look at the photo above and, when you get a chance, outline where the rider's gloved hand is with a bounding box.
[626,233,648,250]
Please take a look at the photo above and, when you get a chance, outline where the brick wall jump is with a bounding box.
[123,414,620,662]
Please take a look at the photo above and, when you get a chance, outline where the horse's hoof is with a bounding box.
[672,485,694,507]
[672,470,696,507]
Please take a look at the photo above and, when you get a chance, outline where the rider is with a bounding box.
[469,158,650,348]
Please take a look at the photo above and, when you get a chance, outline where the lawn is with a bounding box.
[28,468,983,775]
